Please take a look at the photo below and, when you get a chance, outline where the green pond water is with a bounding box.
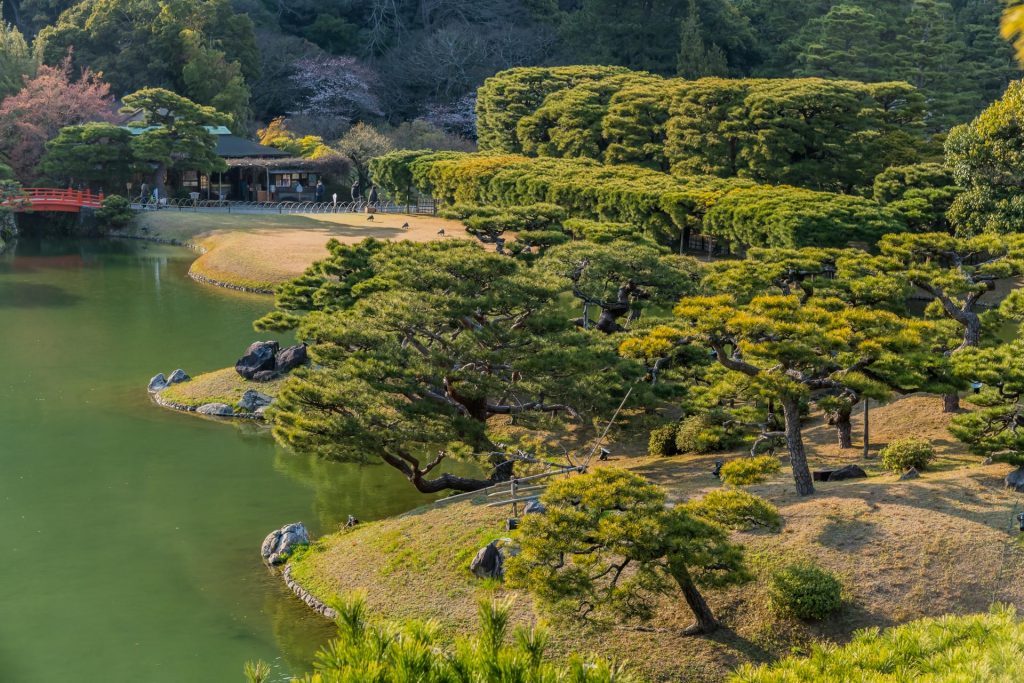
[0,237,437,682]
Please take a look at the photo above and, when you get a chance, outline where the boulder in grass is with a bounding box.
[166,368,190,385]
[1006,467,1024,492]
[899,467,920,481]
[261,522,310,565]
[147,373,168,393]
[237,389,273,412]
[827,464,868,481]
[252,370,280,382]
[468,538,517,580]
[469,541,504,579]
[235,341,279,379]
[275,344,308,373]
[197,402,234,416]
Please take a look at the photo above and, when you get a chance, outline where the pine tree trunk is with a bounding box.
[835,407,853,449]
[669,559,718,635]
[782,396,815,496]
[943,393,960,413]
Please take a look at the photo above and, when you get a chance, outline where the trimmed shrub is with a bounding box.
[768,562,842,620]
[880,438,934,472]
[648,423,678,456]
[96,195,133,229]
[685,489,781,531]
[719,455,781,486]
[675,412,742,454]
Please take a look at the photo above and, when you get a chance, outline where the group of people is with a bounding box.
[133,178,381,206]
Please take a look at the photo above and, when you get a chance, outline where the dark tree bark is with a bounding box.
[835,407,853,449]
[379,449,505,494]
[782,396,815,496]
[943,393,960,413]
[669,559,718,635]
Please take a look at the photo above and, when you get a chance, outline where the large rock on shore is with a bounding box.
[167,369,190,385]
[237,389,273,412]
[262,522,310,565]
[275,344,308,373]
[197,402,234,416]
[147,373,168,393]
[235,341,279,379]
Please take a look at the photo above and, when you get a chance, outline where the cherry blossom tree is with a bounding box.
[0,60,115,181]
[289,55,384,124]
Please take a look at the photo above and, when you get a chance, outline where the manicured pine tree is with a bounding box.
[507,469,764,635]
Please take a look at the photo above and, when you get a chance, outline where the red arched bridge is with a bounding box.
[3,188,104,213]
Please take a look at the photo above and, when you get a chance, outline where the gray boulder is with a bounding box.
[261,522,310,566]
[469,538,517,580]
[235,341,280,379]
[469,541,504,579]
[167,368,190,385]
[197,402,234,416]
[275,344,308,373]
[147,373,168,393]
[828,464,868,481]
[1006,467,1024,492]
[523,500,546,515]
[252,370,280,382]
[899,467,920,481]
[237,389,274,412]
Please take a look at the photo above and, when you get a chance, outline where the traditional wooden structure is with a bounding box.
[3,188,104,213]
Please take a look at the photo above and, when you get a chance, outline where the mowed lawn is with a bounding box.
[134,211,473,292]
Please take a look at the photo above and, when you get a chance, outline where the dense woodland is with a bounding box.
[0,0,1019,138]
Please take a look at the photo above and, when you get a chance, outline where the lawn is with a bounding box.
[157,367,287,409]
[133,211,474,292]
[287,394,1024,682]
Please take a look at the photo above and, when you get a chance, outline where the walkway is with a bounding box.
[4,188,104,213]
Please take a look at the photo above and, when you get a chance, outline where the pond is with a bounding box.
[0,237,436,682]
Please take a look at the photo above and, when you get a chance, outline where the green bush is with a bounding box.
[96,195,133,229]
[648,423,678,456]
[684,489,782,531]
[880,438,934,472]
[730,605,1024,682]
[675,412,742,454]
[719,455,781,485]
[768,562,842,621]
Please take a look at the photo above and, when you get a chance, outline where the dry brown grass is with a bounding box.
[135,211,474,291]
[288,394,1024,682]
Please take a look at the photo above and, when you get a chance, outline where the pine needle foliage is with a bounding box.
[731,605,1024,681]
[285,595,636,683]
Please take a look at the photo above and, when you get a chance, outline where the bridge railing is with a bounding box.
[14,188,105,209]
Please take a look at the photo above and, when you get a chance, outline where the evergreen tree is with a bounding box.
[507,468,759,635]
[38,122,136,190]
[677,0,729,79]
[0,9,33,99]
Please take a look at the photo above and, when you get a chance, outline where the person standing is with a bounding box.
[315,179,325,203]
[139,181,149,205]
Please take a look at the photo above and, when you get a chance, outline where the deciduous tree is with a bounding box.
[0,61,114,181]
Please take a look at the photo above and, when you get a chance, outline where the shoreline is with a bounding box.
[150,390,266,420]
[109,231,277,295]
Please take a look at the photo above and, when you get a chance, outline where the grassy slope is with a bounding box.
[133,212,473,291]
[157,367,286,409]
[288,394,1024,682]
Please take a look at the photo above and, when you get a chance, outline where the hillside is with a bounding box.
[287,394,1024,682]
